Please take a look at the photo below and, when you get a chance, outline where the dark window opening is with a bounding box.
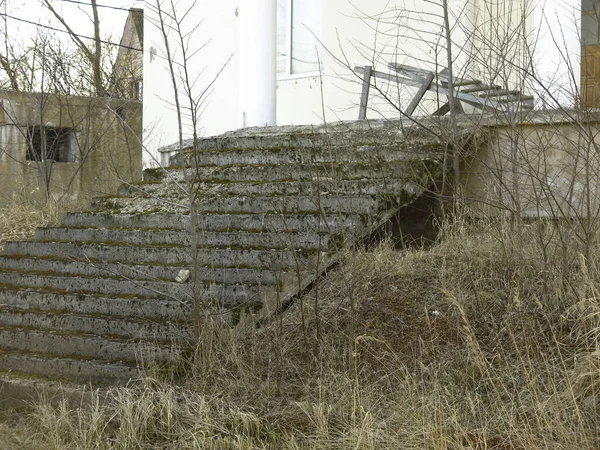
[26,126,76,163]
[131,80,142,100]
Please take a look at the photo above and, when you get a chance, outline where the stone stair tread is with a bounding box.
[0,271,276,305]
[61,211,361,232]
[172,142,440,159]
[5,239,189,250]
[0,265,179,282]
[0,267,188,287]
[0,255,297,285]
[0,253,190,267]
[0,255,193,281]
[93,194,383,215]
[0,271,192,300]
[0,304,186,323]
[159,123,442,152]
[0,287,189,321]
[0,306,191,341]
[166,161,437,184]
[3,241,322,269]
[0,323,171,346]
[0,345,141,366]
[0,303,190,332]
[34,227,329,250]
[37,224,329,234]
[0,353,139,387]
[126,179,421,198]
[8,238,324,251]
[0,325,181,363]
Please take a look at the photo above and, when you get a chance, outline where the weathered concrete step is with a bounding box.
[169,144,442,167]
[196,248,316,270]
[0,308,191,342]
[61,212,194,230]
[159,121,442,154]
[0,274,272,309]
[0,256,297,285]
[35,227,328,250]
[0,271,191,300]
[128,179,422,198]
[36,227,196,246]
[189,160,439,183]
[4,242,317,269]
[117,180,161,195]
[0,327,178,363]
[0,352,139,385]
[0,256,189,281]
[61,212,360,233]
[194,282,279,308]
[0,288,189,321]
[4,241,192,264]
[94,195,383,216]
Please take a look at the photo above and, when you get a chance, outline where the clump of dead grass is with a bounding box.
[0,200,78,249]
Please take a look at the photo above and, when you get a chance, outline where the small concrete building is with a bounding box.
[0,90,142,206]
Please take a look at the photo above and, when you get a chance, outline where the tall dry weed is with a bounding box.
[0,200,79,249]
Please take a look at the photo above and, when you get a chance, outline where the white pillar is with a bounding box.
[532,0,580,109]
[239,0,277,128]
[449,0,475,71]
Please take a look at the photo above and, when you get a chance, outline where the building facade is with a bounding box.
[0,90,142,206]
[143,0,586,162]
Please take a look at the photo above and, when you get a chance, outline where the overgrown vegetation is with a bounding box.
[1,216,600,449]
[0,200,74,251]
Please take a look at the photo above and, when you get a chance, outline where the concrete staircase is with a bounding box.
[0,121,447,396]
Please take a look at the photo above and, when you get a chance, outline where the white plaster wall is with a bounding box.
[532,0,581,108]
[143,0,240,164]
[285,0,478,122]
[277,76,324,124]
[472,0,531,88]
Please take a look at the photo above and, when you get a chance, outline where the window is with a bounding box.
[277,0,322,76]
[582,0,600,106]
[130,80,142,100]
[26,126,76,163]
[583,0,600,46]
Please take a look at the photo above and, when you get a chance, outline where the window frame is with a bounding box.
[582,0,600,46]
[277,0,321,80]
[26,125,77,163]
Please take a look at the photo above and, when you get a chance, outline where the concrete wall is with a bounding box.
[0,90,142,206]
[462,111,600,218]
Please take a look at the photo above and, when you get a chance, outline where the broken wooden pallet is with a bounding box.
[355,63,534,119]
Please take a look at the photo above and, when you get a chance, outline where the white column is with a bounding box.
[448,0,476,77]
[532,0,580,109]
[239,0,277,128]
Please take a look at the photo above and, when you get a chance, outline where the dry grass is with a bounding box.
[4,217,600,448]
[0,200,76,250]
